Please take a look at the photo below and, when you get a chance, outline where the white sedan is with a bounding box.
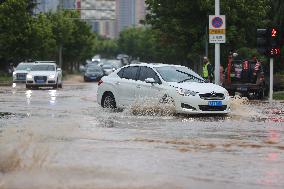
[97,63,231,114]
[26,63,63,89]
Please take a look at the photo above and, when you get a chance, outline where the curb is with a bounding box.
[0,82,12,86]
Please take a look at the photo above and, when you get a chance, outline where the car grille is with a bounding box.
[199,105,227,111]
[16,73,27,80]
[34,76,47,83]
[199,93,225,100]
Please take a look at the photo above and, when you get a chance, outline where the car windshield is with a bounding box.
[87,67,102,72]
[31,64,55,71]
[155,66,204,83]
[16,64,33,70]
[102,65,113,69]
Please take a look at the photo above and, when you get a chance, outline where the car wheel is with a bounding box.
[257,88,264,100]
[102,93,116,109]
[58,83,63,88]
[53,83,58,89]
[26,84,32,89]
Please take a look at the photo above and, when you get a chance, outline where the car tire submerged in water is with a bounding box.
[58,83,63,88]
[102,93,116,109]
[26,84,32,89]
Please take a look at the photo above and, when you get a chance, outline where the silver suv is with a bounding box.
[26,63,63,89]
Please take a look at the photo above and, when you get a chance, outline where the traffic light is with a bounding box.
[268,28,280,57]
[257,28,281,57]
[257,29,268,55]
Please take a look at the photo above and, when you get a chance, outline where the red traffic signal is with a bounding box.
[257,28,281,57]
[271,28,278,37]
[269,47,280,56]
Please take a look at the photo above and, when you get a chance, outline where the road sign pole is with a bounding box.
[214,0,220,85]
[269,57,273,102]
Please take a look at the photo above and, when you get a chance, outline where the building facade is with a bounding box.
[80,0,116,38]
[35,0,146,38]
[115,0,146,37]
[35,0,59,13]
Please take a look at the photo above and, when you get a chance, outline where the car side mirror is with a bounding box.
[26,68,31,72]
[57,68,62,72]
[145,78,156,84]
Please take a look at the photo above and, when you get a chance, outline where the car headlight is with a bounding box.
[26,74,32,79]
[176,88,198,96]
[49,74,56,79]
[13,72,16,76]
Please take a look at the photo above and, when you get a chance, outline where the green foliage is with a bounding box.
[0,0,34,64]
[0,0,94,72]
[144,0,270,66]
[273,91,284,100]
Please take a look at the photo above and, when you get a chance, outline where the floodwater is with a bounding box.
[0,82,283,189]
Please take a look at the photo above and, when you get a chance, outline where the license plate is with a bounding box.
[36,80,45,83]
[91,77,96,79]
[208,101,222,106]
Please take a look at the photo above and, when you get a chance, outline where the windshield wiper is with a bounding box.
[176,70,204,83]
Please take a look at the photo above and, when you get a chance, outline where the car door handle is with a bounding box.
[136,85,141,88]
[115,82,120,85]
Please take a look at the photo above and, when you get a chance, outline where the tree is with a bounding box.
[64,11,95,72]
[144,0,270,65]
[0,0,35,68]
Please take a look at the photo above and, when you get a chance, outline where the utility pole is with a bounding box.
[214,0,220,85]
[269,58,273,101]
[58,0,63,68]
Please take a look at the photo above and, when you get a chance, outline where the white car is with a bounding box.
[97,63,231,114]
[12,62,35,83]
[26,63,63,89]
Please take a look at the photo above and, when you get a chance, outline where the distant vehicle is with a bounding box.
[116,54,129,60]
[105,59,123,69]
[84,66,104,82]
[12,62,35,83]
[91,55,101,62]
[97,63,231,114]
[101,64,116,76]
[223,59,267,99]
[116,54,129,65]
[26,63,63,89]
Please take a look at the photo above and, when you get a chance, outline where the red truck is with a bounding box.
[222,57,268,99]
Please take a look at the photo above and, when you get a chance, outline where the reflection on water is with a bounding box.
[48,90,57,105]
[25,90,32,105]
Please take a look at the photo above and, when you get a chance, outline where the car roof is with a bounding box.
[126,63,185,68]
[35,61,56,64]
[33,63,56,66]
[18,62,34,65]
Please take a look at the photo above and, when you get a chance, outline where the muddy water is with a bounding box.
[0,83,283,189]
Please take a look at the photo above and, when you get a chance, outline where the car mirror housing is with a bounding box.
[26,68,31,72]
[57,68,62,72]
[145,78,156,83]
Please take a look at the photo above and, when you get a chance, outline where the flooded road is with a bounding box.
[0,82,284,189]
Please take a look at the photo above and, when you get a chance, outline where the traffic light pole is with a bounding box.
[269,58,273,101]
